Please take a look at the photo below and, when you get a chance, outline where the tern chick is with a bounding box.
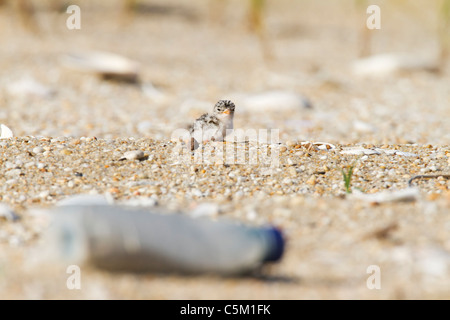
[188,100,235,150]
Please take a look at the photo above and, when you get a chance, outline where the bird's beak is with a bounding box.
[222,109,231,115]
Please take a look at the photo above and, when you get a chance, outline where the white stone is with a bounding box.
[33,146,45,154]
[122,150,146,161]
[39,190,50,199]
[340,147,380,155]
[4,161,15,169]
[5,169,21,177]
[24,162,35,168]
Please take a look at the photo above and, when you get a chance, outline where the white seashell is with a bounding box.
[312,142,336,150]
[0,124,13,139]
[374,148,419,157]
[32,146,45,154]
[121,150,146,161]
[375,148,396,155]
[351,53,438,77]
[60,51,140,82]
[394,151,419,157]
[340,147,380,155]
[350,187,420,203]
[233,90,312,113]
[6,77,54,98]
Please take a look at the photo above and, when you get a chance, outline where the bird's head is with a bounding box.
[213,100,235,119]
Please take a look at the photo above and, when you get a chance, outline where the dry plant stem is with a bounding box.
[16,0,39,33]
[355,0,371,57]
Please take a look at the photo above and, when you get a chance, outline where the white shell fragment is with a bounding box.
[0,124,13,139]
[393,151,418,157]
[351,53,438,77]
[350,187,420,203]
[310,142,336,150]
[6,77,54,98]
[376,149,398,155]
[60,51,140,82]
[120,150,146,161]
[340,147,418,157]
[236,90,312,113]
[374,149,418,157]
[340,147,381,155]
[32,146,45,154]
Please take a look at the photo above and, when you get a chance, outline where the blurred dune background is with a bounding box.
[0,0,448,144]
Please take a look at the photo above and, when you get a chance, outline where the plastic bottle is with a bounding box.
[47,205,284,275]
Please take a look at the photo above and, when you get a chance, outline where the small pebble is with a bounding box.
[5,161,15,169]
[306,175,317,185]
[122,150,146,161]
[60,149,72,156]
[288,167,297,176]
[39,190,50,199]
[5,169,22,177]
[32,146,44,154]
[24,162,35,168]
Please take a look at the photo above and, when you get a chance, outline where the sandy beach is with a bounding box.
[0,0,449,299]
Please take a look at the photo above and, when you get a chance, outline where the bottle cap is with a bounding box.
[263,227,285,262]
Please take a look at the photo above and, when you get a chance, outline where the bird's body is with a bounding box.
[188,100,235,150]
